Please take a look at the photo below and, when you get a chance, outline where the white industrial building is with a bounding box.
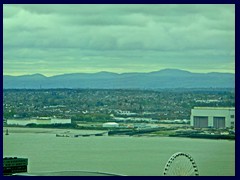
[190,107,235,129]
[7,118,71,126]
[102,122,119,128]
[116,110,137,116]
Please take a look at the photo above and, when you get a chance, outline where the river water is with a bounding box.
[3,129,235,176]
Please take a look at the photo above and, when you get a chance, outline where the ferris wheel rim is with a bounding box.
[163,152,199,176]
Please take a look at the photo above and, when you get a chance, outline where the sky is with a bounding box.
[3,4,235,76]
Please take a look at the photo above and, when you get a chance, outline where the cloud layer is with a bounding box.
[3,4,235,76]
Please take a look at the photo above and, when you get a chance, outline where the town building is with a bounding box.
[116,110,137,116]
[190,107,235,129]
[3,157,28,175]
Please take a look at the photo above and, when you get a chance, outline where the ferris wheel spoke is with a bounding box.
[185,164,194,175]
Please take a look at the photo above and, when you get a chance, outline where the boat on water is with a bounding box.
[56,134,70,137]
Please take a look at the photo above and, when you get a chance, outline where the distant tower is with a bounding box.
[5,129,9,135]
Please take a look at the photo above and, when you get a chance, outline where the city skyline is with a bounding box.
[3,4,235,76]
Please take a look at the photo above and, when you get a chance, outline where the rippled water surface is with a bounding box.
[3,130,235,176]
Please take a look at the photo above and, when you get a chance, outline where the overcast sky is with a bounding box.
[3,4,235,76]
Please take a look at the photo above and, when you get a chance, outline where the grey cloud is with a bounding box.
[3,4,235,75]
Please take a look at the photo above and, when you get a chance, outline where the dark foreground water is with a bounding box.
[3,131,235,176]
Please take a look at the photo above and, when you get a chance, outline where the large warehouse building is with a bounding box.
[7,117,71,126]
[190,107,235,129]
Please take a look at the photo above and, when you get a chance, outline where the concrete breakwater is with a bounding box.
[55,128,161,137]
[108,128,161,136]
[169,133,235,140]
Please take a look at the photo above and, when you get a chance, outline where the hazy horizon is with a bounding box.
[3,68,235,78]
[3,4,235,76]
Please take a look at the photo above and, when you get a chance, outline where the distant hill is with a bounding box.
[3,69,235,89]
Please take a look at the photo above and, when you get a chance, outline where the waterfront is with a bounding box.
[3,127,235,176]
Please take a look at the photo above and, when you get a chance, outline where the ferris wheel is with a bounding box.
[163,152,199,176]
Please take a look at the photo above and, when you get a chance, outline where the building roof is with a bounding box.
[103,122,119,125]
[13,170,126,176]
[193,107,235,110]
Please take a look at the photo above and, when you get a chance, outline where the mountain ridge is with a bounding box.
[4,69,234,77]
[3,69,235,89]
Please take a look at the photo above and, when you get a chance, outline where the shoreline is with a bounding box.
[3,127,235,140]
[3,127,105,135]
